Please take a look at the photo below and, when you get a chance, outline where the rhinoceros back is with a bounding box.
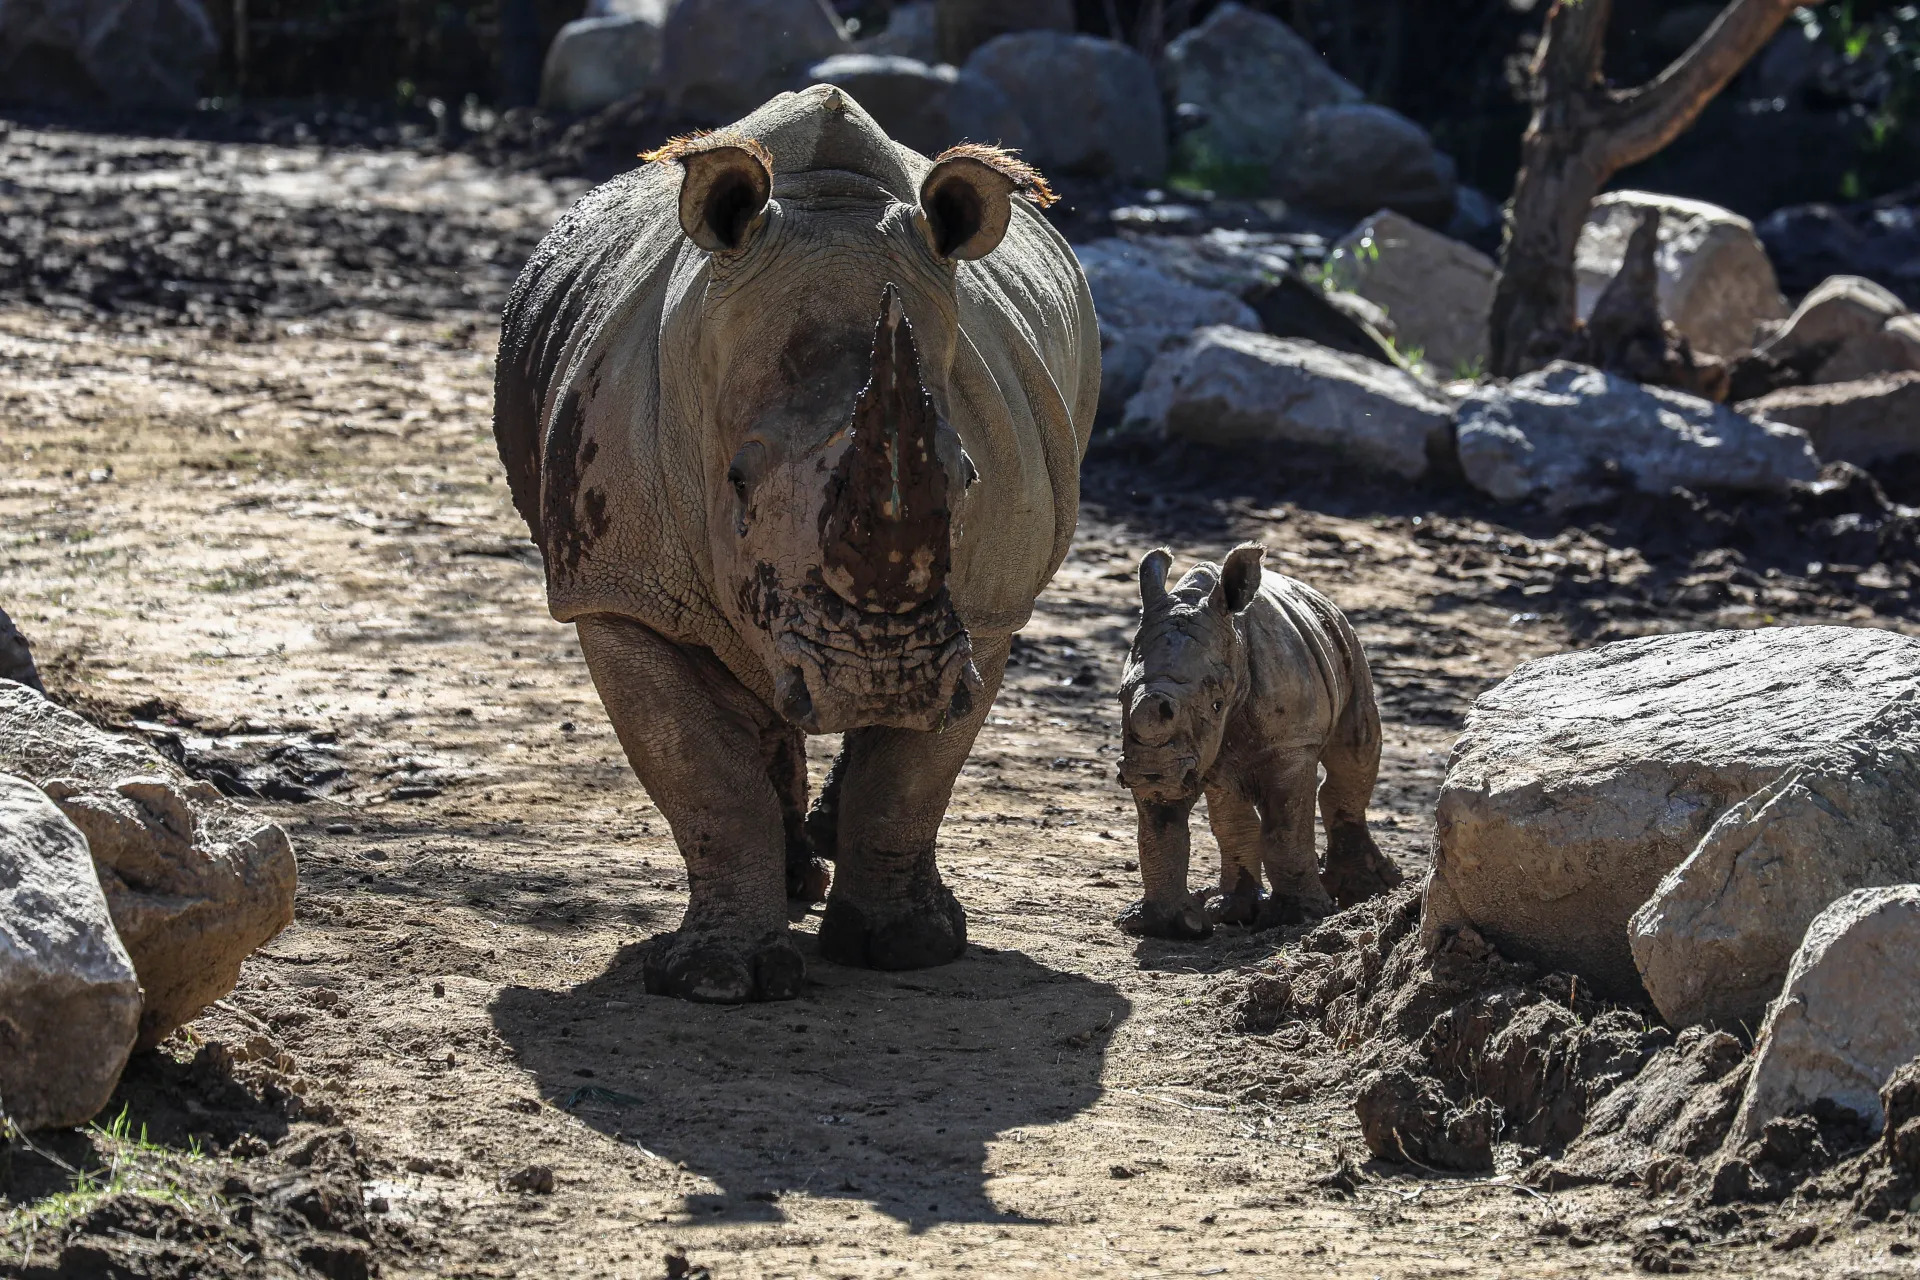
[494,85,1098,658]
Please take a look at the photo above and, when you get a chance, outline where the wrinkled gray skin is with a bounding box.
[1115,545,1400,939]
[493,85,1098,1001]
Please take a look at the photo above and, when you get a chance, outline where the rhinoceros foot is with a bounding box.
[1320,821,1402,910]
[818,886,966,971]
[642,929,804,1003]
[1117,896,1214,941]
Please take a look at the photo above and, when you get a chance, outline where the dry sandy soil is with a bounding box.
[2,117,1918,1279]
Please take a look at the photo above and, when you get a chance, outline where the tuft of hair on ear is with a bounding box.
[931,142,1057,208]
[641,129,775,173]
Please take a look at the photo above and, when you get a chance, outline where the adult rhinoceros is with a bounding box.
[493,85,1099,1002]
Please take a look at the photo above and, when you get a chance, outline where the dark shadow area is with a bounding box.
[490,934,1130,1231]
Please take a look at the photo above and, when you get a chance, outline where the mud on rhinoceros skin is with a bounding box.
[492,86,1099,1001]
[1115,543,1402,939]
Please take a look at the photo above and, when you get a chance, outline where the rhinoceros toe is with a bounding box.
[1117,896,1214,941]
[1320,822,1402,910]
[642,930,804,1003]
[818,888,967,971]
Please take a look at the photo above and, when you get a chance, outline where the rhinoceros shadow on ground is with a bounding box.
[491,930,1129,1229]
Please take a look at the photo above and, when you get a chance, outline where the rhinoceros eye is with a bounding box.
[727,466,749,503]
[1211,699,1224,712]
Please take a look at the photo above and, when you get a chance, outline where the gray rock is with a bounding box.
[1286,104,1456,221]
[1422,626,1920,998]
[1816,314,1920,383]
[853,0,938,62]
[1122,326,1452,479]
[1731,885,1920,1141]
[805,54,1027,158]
[0,772,140,1131]
[540,9,668,113]
[1455,362,1819,511]
[1072,241,1260,413]
[1328,209,1497,376]
[1446,185,1505,252]
[1631,692,1920,1031]
[0,0,216,108]
[1163,2,1362,196]
[0,680,296,1048]
[658,0,848,121]
[1576,192,1789,361]
[934,0,1073,64]
[1742,372,1920,466]
[964,32,1166,185]
[1759,274,1908,368]
[0,607,42,693]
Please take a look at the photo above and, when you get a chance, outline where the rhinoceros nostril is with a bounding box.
[1180,768,1199,791]
[776,667,813,723]
[1157,701,1174,721]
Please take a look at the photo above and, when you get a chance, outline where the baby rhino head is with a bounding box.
[1117,544,1266,803]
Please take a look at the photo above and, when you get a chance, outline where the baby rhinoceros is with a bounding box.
[1116,544,1401,938]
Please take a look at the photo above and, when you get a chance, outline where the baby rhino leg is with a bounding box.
[1205,785,1263,926]
[1254,757,1334,927]
[1317,693,1401,909]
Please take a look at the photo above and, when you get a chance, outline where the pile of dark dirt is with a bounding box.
[1220,887,1920,1230]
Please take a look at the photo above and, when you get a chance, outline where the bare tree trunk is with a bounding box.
[1488,0,1816,379]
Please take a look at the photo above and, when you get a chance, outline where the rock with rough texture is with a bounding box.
[1455,362,1819,511]
[1355,1065,1496,1171]
[0,772,141,1131]
[1742,372,1920,466]
[657,0,848,120]
[1576,192,1789,361]
[1631,692,1920,1030]
[1423,626,1920,998]
[1163,2,1363,196]
[1759,199,1920,308]
[1286,105,1456,222]
[1123,326,1452,479]
[0,606,42,692]
[0,0,216,108]
[1816,314,1920,383]
[1554,1028,1750,1182]
[0,680,296,1047]
[934,0,1072,64]
[1329,209,1497,376]
[963,32,1165,185]
[805,54,1027,159]
[1759,275,1908,367]
[1731,886,1920,1142]
[1072,241,1260,412]
[540,8,668,113]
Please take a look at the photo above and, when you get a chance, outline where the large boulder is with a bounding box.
[963,32,1166,185]
[1576,192,1789,361]
[1759,198,1920,307]
[1729,886,1920,1143]
[1455,363,1819,511]
[1741,372,1920,467]
[1757,274,1909,371]
[1122,326,1452,480]
[0,0,216,108]
[855,0,938,61]
[1815,314,1920,384]
[1629,691,1920,1030]
[0,680,296,1048]
[0,773,141,1131]
[1285,105,1456,222]
[934,0,1072,64]
[1072,241,1260,412]
[1328,209,1498,376]
[539,7,669,113]
[1422,627,1920,998]
[1163,2,1363,196]
[804,54,1028,159]
[657,0,848,121]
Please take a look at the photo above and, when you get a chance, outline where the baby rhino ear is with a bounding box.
[1214,543,1265,614]
[1138,548,1173,606]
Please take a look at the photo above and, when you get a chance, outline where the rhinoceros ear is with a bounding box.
[1139,548,1173,607]
[919,143,1056,261]
[1214,544,1266,615]
[647,131,774,253]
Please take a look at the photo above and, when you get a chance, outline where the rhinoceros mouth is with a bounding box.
[767,574,983,734]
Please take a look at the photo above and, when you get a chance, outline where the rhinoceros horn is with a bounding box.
[821,285,953,614]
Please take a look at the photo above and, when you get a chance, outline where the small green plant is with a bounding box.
[1168,139,1272,200]
[1,1108,210,1264]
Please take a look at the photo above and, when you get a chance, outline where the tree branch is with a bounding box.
[1601,0,1815,171]
[1533,0,1614,107]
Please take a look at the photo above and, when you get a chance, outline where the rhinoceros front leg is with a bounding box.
[576,615,803,1003]
[815,635,1009,970]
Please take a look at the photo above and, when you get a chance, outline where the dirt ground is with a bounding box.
[3,117,1919,1279]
